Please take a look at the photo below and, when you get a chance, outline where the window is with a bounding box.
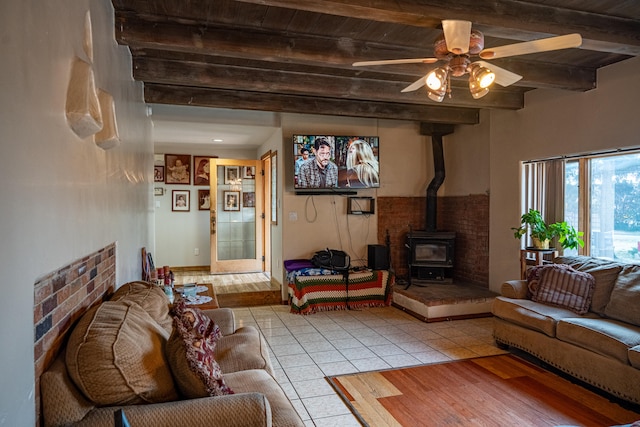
[586,153,640,262]
[523,151,640,262]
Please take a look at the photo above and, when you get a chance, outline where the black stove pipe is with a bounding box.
[420,123,454,232]
[426,135,445,232]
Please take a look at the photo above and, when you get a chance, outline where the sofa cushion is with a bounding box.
[605,264,640,326]
[492,297,589,337]
[215,326,274,376]
[65,300,178,406]
[554,256,623,315]
[224,369,305,427]
[557,318,640,364]
[110,281,173,333]
[532,265,595,314]
[166,300,233,398]
[629,345,640,369]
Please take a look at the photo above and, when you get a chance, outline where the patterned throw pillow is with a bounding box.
[526,263,574,298]
[166,299,233,398]
[532,264,596,315]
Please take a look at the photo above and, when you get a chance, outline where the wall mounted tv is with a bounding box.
[293,135,380,194]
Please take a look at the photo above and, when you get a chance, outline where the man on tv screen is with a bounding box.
[298,137,338,188]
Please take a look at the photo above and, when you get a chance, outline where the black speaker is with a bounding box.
[368,244,389,270]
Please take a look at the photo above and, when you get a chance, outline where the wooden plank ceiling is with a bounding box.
[111,0,640,125]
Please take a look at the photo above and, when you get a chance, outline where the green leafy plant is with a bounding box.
[512,209,584,250]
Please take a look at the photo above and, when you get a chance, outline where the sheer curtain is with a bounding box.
[520,159,565,246]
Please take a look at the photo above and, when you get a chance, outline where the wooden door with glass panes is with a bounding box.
[209,158,263,273]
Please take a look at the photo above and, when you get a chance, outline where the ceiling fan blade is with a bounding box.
[442,20,472,54]
[353,58,437,66]
[401,75,428,93]
[475,61,522,87]
[479,33,582,60]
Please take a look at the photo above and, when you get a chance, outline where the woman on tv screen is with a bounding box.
[345,139,379,188]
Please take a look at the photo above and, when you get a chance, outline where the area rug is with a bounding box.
[327,354,640,427]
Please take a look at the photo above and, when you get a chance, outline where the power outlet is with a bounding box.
[194,248,200,256]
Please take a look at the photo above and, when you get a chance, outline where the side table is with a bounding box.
[520,248,558,279]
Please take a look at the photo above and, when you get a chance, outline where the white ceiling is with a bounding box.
[150,104,281,150]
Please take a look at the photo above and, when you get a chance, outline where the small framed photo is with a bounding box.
[243,166,256,179]
[198,189,210,210]
[194,156,213,186]
[223,191,240,211]
[224,166,240,184]
[165,154,191,185]
[243,191,255,208]
[172,190,190,212]
[154,166,164,182]
[154,187,164,196]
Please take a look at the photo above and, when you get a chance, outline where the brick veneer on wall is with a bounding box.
[33,243,116,426]
[378,194,489,287]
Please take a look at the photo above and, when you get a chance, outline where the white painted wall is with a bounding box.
[488,56,640,291]
[443,109,491,197]
[0,0,153,424]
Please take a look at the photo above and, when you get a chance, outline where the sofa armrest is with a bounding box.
[501,280,529,299]
[203,307,236,335]
[75,393,272,427]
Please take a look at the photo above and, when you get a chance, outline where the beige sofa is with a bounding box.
[493,255,640,405]
[41,282,304,427]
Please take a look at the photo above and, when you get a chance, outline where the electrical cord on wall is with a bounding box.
[303,194,318,223]
[330,194,346,250]
[346,206,371,267]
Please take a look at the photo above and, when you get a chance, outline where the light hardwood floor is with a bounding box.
[172,270,277,294]
[172,269,283,307]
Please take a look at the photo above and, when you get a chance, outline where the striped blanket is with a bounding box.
[288,269,394,314]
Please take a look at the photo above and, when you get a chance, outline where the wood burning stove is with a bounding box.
[405,123,457,288]
[406,230,455,285]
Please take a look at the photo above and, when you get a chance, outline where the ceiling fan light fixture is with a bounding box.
[469,79,490,99]
[470,64,495,88]
[427,88,446,103]
[425,67,448,91]
[427,74,448,102]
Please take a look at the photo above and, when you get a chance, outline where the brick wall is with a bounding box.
[33,243,116,426]
[378,195,489,287]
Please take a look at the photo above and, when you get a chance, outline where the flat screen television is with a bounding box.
[293,135,380,193]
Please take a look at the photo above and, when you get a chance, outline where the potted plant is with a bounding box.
[512,209,584,250]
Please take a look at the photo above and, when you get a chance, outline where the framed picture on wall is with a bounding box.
[198,189,210,210]
[223,191,240,211]
[165,154,191,185]
[154,187,164,196]
[172,190,190,212]
[243,166,256,179]
[194,156,214,186]
[243,191,255,208]
[154,166,164,182]
[224,166,240,184]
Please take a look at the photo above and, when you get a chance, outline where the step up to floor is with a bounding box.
[392,280,498,322]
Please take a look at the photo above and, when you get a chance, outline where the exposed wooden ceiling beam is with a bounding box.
[116,15,596,91]
[133,56,525,109]
[144,83,481,124]
[233,0,640,55]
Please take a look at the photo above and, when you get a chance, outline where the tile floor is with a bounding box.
[231,305,507,426]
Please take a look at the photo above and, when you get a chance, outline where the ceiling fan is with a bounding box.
[353,20,582,102]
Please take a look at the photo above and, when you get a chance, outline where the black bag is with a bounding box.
[312,248,350,271]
